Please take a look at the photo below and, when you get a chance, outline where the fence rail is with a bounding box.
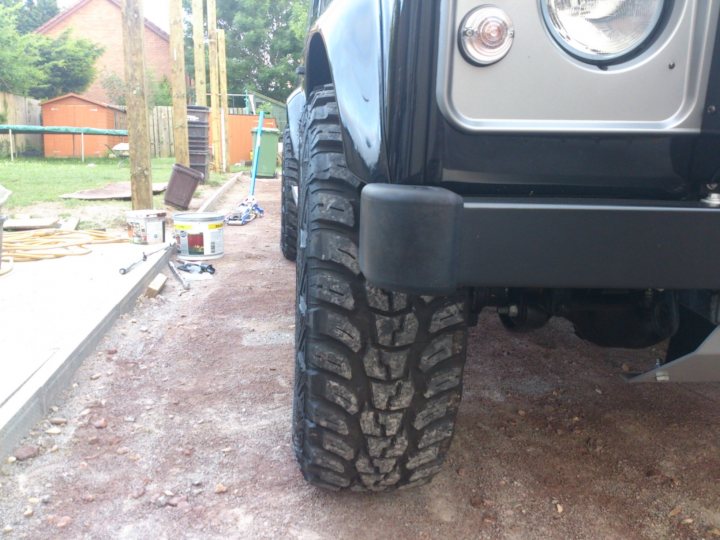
[147,107,281,160]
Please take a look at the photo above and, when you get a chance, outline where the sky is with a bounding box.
[57,0,170,32]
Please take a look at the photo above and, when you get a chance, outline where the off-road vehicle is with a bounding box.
[281,0,720,491]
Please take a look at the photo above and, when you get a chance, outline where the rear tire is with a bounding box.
[292,85,469,491]
[280,128,299,261]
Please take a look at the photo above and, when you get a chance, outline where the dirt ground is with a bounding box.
[1,176,719,539]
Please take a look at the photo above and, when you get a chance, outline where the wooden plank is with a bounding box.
[192,0,207,107]
[145,273,168,298]
[165,107,173,157]
[165,107,172,158]
[60,217,80,231]
[4,218,59,231]
[207,0,222,173]
[155,108,161,158]
[218,29,230,172]
[149,108,157,157]
[169,0,190,165]
[121,0,154,210]
[168,107,175,157]
[158,108,165,157]
[157,108,164,157]
[156,108,163,157]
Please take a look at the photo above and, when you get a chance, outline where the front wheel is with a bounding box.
[292,85,469,491]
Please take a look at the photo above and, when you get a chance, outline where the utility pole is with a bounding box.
[121,0,153,210]
[218,28,230,172]
[191,0,206,106]
[207,0,222,173]
[169,0,189,167]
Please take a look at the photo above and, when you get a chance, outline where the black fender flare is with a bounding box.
[286,87,306,159]
[301,0,394,183]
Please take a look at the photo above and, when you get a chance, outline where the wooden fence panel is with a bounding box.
[0,93,42,158]
[149,107,283,163]
[149,106,174,158]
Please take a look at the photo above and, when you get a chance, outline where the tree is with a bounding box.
[214,0,309,101]
[28,31,103,100]
[101,71,172,107]
[0,0,59,35]
[0,4,43,95]
[0,3,102,99]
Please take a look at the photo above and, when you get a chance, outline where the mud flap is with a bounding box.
[630,326,720,383]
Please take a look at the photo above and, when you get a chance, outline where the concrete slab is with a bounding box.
[0,241,171,458]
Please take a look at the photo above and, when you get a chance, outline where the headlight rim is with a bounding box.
[540,0,671,66]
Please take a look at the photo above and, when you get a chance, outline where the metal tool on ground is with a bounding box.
[119,244,172,275]
[177,262,216,274]
[225,196,264,226]
[225,113,266,226]
[167,260,191,290]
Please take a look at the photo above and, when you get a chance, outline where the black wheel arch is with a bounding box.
[294,0,394,184]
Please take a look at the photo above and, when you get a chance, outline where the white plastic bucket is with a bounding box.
[127,210,167,245]
[174,212,225,260]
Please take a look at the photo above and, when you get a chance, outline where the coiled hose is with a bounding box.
[1,229,126,274]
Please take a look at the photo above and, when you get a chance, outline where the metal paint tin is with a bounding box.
[174,212,225,260]
[126,210,167,245]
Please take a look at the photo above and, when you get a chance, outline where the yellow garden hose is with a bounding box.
[2,229,126,264]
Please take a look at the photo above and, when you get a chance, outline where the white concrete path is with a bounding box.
[0,242,171,457]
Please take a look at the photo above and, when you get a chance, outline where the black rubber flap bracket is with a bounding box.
[359,184,463,294]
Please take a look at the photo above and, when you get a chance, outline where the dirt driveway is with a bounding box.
[1,176,719,539]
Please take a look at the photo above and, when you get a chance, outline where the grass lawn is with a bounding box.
[0,157,226,210]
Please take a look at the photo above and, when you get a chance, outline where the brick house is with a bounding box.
[35,0,171,104]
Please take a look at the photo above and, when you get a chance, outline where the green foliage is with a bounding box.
[215,0,309,102]
[0,5,43,95]
[101,71,172,108]
[100,72,126,106]
[28,31,103,100]
[148,73,172,107]
[0,4,102,99]
[0,0,59,35]
[289,1,310,43]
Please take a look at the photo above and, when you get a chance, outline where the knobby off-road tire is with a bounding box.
[281,128,299,261]
[292,85,469,491]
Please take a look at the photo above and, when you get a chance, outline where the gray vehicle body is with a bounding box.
[439,1,719,134]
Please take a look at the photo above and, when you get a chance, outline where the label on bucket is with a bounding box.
[175,222,224,259]
[127,211,166,245]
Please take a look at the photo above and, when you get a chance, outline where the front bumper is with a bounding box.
[359,184,720,294]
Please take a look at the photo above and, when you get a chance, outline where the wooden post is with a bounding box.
[207,0,222,173]
[8,129,14,162]
[169,0,189,167]
[121,0,153,210]
[218,29,230,172]
[191,0,207,107]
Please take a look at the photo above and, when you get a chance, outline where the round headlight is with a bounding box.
[542,0,666,63]
[459,6,515,66]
